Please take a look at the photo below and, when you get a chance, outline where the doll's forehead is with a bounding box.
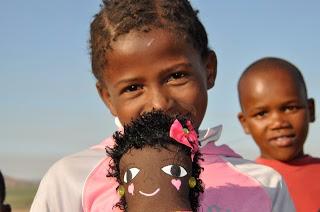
[119,145,189,169]
[124,145,180,159]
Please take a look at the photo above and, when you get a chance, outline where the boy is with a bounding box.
[238,57,320,212]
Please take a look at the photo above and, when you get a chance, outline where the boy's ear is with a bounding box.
[308,98,315,122]
[96,82,117,117]
[238,112,251,134]
[205,50,217,89]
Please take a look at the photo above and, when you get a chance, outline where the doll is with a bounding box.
[106,110,204,212]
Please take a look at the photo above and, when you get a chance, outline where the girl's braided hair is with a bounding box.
[89,0,210,87]
[106,110,204,211]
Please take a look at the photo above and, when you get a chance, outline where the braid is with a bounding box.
[89,0,209,86]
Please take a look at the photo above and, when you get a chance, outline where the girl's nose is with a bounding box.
[145,88,174,112]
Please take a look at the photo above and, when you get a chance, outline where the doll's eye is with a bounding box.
[161,164,187,178]
[124,168,140,183]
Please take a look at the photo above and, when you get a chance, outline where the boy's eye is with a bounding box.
[255,111,267,118]
[285,106,298,112]
[161,164,187,178]
[167,72,186,82]
[124,168,140,183]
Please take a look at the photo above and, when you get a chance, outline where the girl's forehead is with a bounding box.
[103,28,200,79]
[110,29,187,53]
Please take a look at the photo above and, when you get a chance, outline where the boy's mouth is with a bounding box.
[269,135,295,147]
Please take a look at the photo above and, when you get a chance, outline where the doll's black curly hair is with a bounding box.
[106,110,204,212]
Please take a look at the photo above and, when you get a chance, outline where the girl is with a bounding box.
[31,0,295,211]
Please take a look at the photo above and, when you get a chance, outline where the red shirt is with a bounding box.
[255,155,320,212]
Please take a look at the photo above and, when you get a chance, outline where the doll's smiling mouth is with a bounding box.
[139,188,160,197]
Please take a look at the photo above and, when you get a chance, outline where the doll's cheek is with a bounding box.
[171,179,181,190]
[128,183,134,195]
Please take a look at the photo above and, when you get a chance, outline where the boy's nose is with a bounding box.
[270,112,290,129]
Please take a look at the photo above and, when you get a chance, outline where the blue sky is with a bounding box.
[1,0,319,181]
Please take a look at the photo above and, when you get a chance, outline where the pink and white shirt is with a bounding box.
[31,125,295,212]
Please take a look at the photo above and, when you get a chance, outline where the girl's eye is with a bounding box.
[167,72,186,82]
[124,168,140,183]
[125,85,142,92]
[161,164,187,178]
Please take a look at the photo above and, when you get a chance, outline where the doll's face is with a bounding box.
[119,145,193,211]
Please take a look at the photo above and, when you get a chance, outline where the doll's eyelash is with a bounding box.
[162,156,186,167]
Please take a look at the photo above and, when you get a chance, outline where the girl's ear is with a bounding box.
[238,112,251,134]
[205,50,217,89]
[96,82,118,117]
[308,98,315,122]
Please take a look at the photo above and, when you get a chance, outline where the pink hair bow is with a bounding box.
[169,119,198,161]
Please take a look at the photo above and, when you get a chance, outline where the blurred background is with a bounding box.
[1,0,319,210]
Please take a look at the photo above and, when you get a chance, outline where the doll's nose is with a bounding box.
[144,177,154,184]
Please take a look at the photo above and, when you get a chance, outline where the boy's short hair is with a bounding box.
[238,57,308,98]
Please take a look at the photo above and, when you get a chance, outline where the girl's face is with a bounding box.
[97,29,217,128]
[119,145,192,211]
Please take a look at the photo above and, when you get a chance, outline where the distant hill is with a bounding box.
[4,176,39,187]
[3,176,39,212]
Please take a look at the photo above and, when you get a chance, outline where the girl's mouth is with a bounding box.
[139,188,160,197]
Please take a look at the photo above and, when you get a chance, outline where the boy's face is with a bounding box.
[238,68,315,161]
[119,145,192,211]
[96,29,217,128]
